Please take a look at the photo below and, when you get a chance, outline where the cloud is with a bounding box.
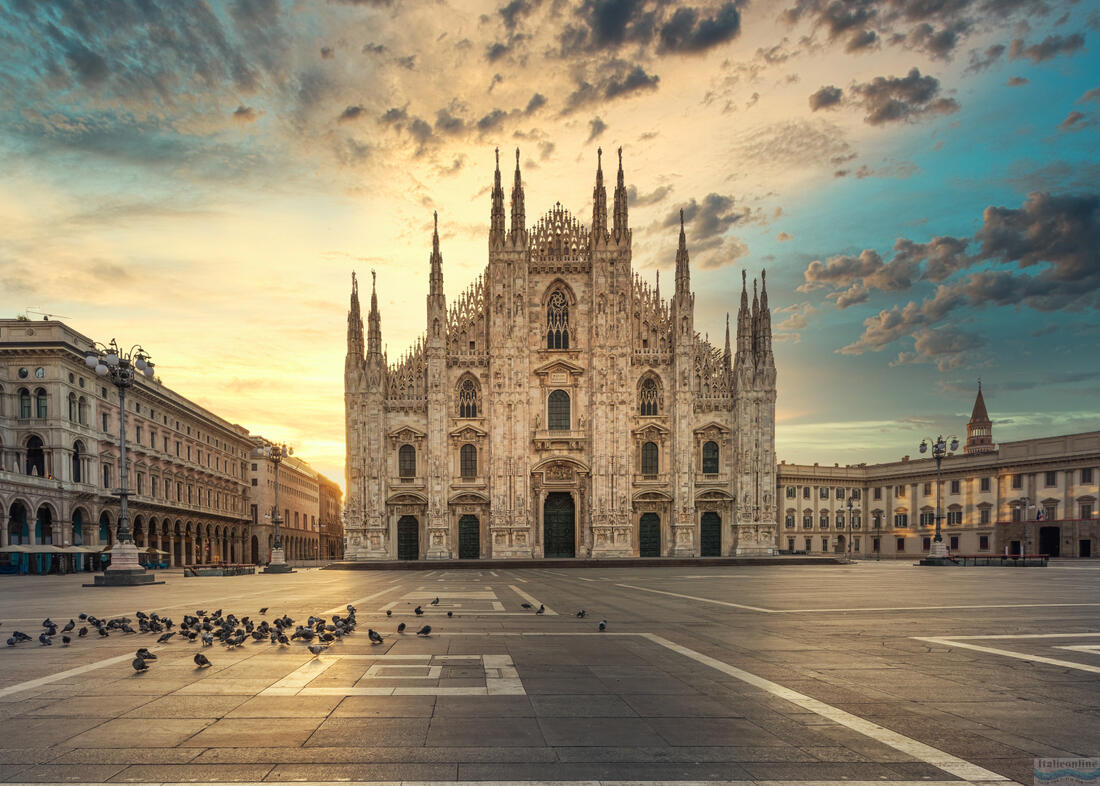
[777,231,793,242]
[1010,33,1086,63]
[338,105,366,123]
[320,46,335,59]
[657,193,756,268]
[1059,111,1088,131]
[1006,76,1028,86]
[1081,87,1100,104]
[563,60,660,113]
[890,326,985,371]
[524,92,547,114]
[627,184,673,206]
[851,68,959,125]
[586,116,608,142]
[604,65,660,99]
[845,28,878,52]
[658,4,742,53]
[967,43,1005,73]
[232,105,259,123]
[808,85,843,110]
[477,108,508,133]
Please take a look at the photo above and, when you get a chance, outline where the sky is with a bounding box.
[1,0,1098,489]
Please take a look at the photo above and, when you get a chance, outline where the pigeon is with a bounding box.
[386,610,392,617]
[416,625,432,636]
[61,635,71,645]
[414,606,424,616]
[194,653,211,668]
[599,620,607,631]
[79,613,88,620]
[132,657,148,672]
[136,648,157,661]
[61,620,75,633]
[307,644,326,656]
[38,633,52,646]
[397,622,406,633]
[535,605,545,615]
[78,627,88,638]
[259,607,268,615]
[447,611,453,618]
[430,597,440,606]
[576,610,586,618]
[42,618,53,628]
[157,632,175,643]
[368,629,383,644]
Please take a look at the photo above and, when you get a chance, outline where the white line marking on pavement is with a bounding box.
[511,575,527,583]
[0,647,164,698]
[615,583,774,612]
[509,584,557,615]
[641,633,1009,783]
[575,576,598,582]
[927,632,1100,640]
[914,635,1100,675]
[323,585,403,615]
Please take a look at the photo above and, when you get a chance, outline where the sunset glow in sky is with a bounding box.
[1,0,1098,488]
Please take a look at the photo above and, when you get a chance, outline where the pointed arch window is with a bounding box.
[547,389,570,431]
[457,377,481,418]
[398,444,416,478]
[702,441,719,474]
[639,377,659,416]
[641,441,659,475]
[546,290,570,349]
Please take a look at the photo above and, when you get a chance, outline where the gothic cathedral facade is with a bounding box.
[343,149,777,560]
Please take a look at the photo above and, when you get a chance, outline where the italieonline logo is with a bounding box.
[1035,758,1100,785]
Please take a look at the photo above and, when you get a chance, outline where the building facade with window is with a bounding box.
[776,386,1099,559]
[247,437,326,563]
[1,318,254,571]
[343,150,778,560]
[319,474,343,560]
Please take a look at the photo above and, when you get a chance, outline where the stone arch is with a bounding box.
[637,372,663,416]
[456,373,482,419]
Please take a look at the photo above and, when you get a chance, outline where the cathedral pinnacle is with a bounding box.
[490,147,505,244]
[347,270,364,359]
[366,269,381,357]
[429,211,443,297]
[612,146,628,241]
[509,147,525,242]
[592,147,607,240]
[674,208,690,291]
[724,312,731,371]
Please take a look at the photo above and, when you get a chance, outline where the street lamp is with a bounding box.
[919,434,959,560]
[255,442,294,574]
[846,495,855,562]
[85,340,159,586]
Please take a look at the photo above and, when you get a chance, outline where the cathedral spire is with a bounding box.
[612,146,628,241]
[759,269,774,368]
[509,147,525,242]
[724,312,731,371]
[592,147,608,240]
[347,271,364,359]
[655,270,660,303]
[751,277,759,356]
[429,211,443,297]
[367,269,381,357]
[674,208,690,293]
[490,148,505,245]
[737,269,751,357]
[965,380,995,454]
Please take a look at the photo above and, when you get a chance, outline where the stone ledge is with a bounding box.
[323,555,844,570]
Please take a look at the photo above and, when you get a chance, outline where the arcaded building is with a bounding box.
[343,149,778,561]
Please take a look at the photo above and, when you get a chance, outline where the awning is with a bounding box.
[0,544,62,553]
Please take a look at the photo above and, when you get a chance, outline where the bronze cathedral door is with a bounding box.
[543,492,575,558]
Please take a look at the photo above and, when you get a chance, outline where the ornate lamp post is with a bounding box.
[919,434,958,561]
[85,340,160,586]
[256,442,294,574]
[846,494,855,562]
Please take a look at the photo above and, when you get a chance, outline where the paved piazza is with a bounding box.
[0,563,1098,785]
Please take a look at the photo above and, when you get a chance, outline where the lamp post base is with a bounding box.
[929,539,948,558]
[84,543,164,586]
[263,547,295,574]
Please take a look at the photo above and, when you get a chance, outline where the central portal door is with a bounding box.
[700,511,721,556]
[397,515,419,560]
[458,515,480,559]
[1039,526,1060,557]
[543,492,576,558]
[639,513,660,557]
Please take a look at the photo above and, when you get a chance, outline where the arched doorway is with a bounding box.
[700,512,721,556]
[397,516,419,560]
[1039,526,1060,557]
[25,436,45,476]
[8,502,29,573]
[72,509,85,571]
[639,513,660,557]
[458,515,480,559]
[543,493,575,558]
[251,535,260,565]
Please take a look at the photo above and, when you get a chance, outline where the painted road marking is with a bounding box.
[615,583,774,612]
[509,584,557,615]
[914,632,1100,675]
[0,646,165,698]
[322,585,402,615]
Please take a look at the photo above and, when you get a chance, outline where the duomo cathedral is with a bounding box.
[343,149,777,560]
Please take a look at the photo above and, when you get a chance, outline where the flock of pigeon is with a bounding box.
[5,598,609,673]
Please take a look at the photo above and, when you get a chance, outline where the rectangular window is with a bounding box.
[895,485,905,497]
[1012,474,1022,489]
[252,462,258,471]
[979,535,989,551]
[835,487,844,498]
[102,413,109,432]
[251,504,258,524]
[919,511,935,526]
[136,425,142,443]
[949,535,959,551]
[872,537,880,553]
[950,479,960,494]
[460,446,477,478]
[980,507,990,524]
[150,477,157,498]
[853,515,861,529]
[163,436,168,452]
[787,537,795,551]
[136,472,144,495]
[894,513,908,528]
[873,487,882,500]
[980,476,991,492]
[1012,507,1021,522]
[896,537,905,552]
[804,537,812,552]
[251,478,258,487]
[1045,471,1057,487]
[175,441,181,457]
[187,446,192,461]
[802,515,812,529]
[923,482,932,495]
[821,537,829,552]
[947,510,962,525]
[786,486,796,498]
[853,536,860,551]
[176,482,182,502]
[803,486,810,498]
[784,514,794,529]
[1083,468,1094,484]
[1043,504,1056,521]
[873,514,882,529]
[819,487,829,499]
[102,464,111,488]
[851,489,861,500]
[819,514,829,529]
[922,537,931,551]
[187,485,192,504]
[1082,503,1093,520]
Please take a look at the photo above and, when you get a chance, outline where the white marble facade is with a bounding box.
[343,149,777,560]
